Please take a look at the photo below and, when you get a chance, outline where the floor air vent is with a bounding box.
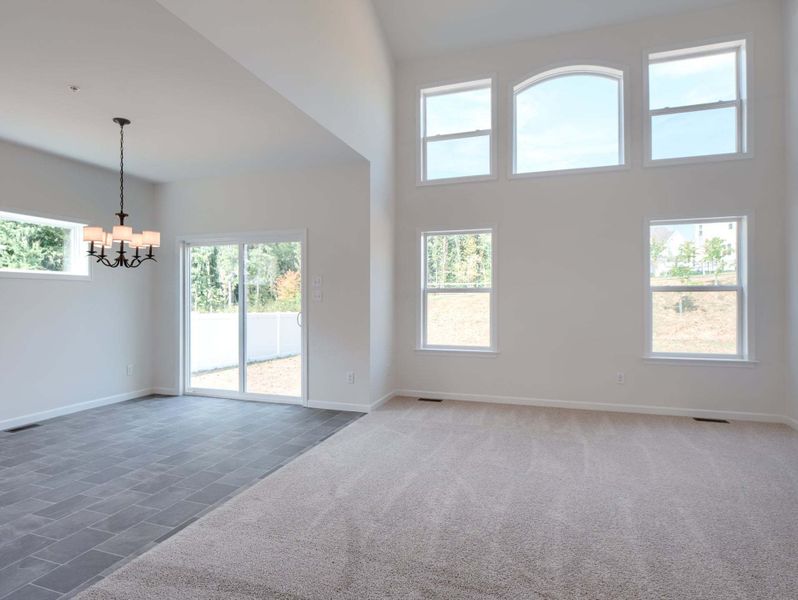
[418,398,442,402]
[5,423,41,433]
[693,417,729,424]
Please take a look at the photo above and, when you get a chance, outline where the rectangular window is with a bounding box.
[419,79,493,183]
[0,211,89,279]
[421,229,495,351]
[647,39,747,162]
[647,217,747,359]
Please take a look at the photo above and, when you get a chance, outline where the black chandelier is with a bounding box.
[82,118,160,268]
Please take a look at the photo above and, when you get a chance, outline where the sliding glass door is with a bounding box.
[185,233,305,404]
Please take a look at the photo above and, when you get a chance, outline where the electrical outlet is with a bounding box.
[346,371,355,384]
[312,289,323,302]
[127,364,134,377]
[616,371,625,385]
[312,275,323,288]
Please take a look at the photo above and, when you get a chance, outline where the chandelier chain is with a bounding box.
[119,121,124,214]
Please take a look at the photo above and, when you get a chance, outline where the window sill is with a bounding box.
[417,173,497,187]
[0,270,90,281]
[644,151,752,169]
[415,348,498,358]
[509,163,629,180]
[643,355,758,367]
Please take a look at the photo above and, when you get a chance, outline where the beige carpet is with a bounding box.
[78,398,798,599]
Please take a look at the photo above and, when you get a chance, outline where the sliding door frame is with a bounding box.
[179,229,308,407]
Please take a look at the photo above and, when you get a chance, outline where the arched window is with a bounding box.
[512,65,624,175]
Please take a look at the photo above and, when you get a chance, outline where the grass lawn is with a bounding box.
[652,291,737,354]
[650,272,738,355]
[426,292,490,347]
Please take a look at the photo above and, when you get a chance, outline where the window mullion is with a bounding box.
[649,45,739,64]
[650,285,740,293]
[424,130,491,143]
[649,100,737,117]
[424,287,492,294]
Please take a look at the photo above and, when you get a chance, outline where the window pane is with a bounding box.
[652,291,738,355]
[650,221,738,287]
[426,232,492,289]
[425,86,491,137]
[426,292,490,347]
[245,242,302,398]
[649,51,737,110]
[189,244,240,391]
[651,107,737,160]
[426,134,490,180]
[515,74,621,173]
[0,215,77,274]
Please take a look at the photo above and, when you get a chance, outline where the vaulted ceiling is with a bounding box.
[0,0,360,182]
[371,0,740,60]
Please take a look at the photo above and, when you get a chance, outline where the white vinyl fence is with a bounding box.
[190,312,301,372]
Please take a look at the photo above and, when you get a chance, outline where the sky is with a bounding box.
[423,49,740,179]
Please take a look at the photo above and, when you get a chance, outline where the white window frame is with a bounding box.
[178,229,309,405]
[418,77,496,186]
[644,37,750,166]
[644,216,751,363]
[418,228,497,354]
[0,209,90,280]
[511,64,627,178]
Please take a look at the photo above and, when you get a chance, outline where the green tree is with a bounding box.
[190,242,301,314]
[649,237,666,275]
[425,232,491,288]
[703,237,733,285]
[670,241,696,284]
[246,244,278,311]
[0,220,69,272]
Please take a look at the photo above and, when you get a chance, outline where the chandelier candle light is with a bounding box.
[83,118,159,268]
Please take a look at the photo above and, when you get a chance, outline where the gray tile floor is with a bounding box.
[0,395,362,599]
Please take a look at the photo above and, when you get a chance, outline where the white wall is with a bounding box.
[0,140,157,427]
[152,161,372,410]
[394,0,788,419]
[786,0,798,423]
[156,0,397,403]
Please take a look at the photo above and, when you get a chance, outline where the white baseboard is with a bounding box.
[0,388,156,431]
[5,386,793,433]
[307,399,370,413]
[369,390,397,412]
[152,387,180,396]
[394,388,790,425]
[307,392,398,414]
